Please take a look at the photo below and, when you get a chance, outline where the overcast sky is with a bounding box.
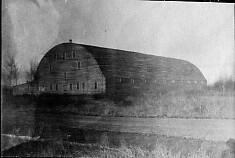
[2,0,234,84]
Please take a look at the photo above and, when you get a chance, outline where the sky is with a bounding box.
[2,0,234,85]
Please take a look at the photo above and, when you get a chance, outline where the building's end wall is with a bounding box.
[36,44,106,95]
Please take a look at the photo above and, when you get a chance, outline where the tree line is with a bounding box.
[2,53,38,88]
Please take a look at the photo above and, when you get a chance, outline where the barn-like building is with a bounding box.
[13,40,207,96]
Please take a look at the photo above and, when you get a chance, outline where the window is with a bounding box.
[66,52,70,58]
[77,82,80,90]
[131,79,135,84]
[121,78,129,83]
[94,82,98,89]
[55,84,58,91]
[187,81,191,84]
[70,84,72,90]
[82,82,85,89]
[145,79,150,83]
[50,84,53,90]
[171,80,175,83]
[135,79,141,85]
[64,72,66,79]
[63,52,65,60]
[73,51,76,58]
[147,65,153,72]
[49,64,52,72]
[194,81,197,84]
[77,61,81,69]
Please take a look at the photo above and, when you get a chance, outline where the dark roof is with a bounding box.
[83,43,206,81]
[40,42,206,81]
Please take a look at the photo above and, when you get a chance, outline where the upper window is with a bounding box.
[94,82,98,89]
[66,52,71,58]
[131,79,135,84]
[64,72,67,80]
[77,61,81,69]
[120,78,129,83]
[147,65,153,72]
[145,79,150,83]
[73,51,76,58]
[77,82,80,90]
[49,64,52,72]
[82,82,85,89]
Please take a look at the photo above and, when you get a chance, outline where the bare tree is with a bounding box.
[212,78,235,92]
[25,59,38,82]
[13,63,19,85]
[2,53,19,87]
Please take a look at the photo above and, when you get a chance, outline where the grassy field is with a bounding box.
[52,89,235,119]
[1,95,36,137]
[2,131,235,158]
[1,87,234,142]
[1,85,234,157]
[2,88,235,120]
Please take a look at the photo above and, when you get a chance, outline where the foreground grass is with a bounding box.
[2,135,234,158]
[2,89,235,120]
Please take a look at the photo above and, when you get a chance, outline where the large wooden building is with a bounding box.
[13,40,207,96]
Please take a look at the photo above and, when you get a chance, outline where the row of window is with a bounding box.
[117,77,205,84]
[49,50,90,62]
[49,61,82,73]
[49,50,79,61]
[49,82,98,91]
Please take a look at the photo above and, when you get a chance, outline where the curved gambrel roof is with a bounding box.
[36,42,206,82]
